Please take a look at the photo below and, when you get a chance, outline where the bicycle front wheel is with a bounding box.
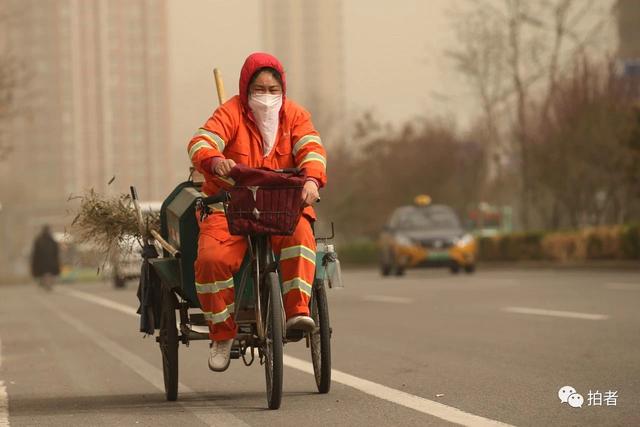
[263,272,284,409]
[310,280,331,393]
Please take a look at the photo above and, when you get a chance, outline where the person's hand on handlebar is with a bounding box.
[213,158,236,176]
[302,180,320,205]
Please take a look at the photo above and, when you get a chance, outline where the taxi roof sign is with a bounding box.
[414,194,432,206]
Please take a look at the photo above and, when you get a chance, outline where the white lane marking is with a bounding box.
[58,289,209,335]
[605,282,640,291]
[503,306,609,320]
[64,288,513,427]
[283,355,512,427]
[60,289,138,316]
[363,295,413,304]
[39,297,248,427]
[0,336,9,427]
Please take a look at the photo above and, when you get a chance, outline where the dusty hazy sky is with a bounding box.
[167,0,261,180]
[167,1,470,179]
[342,0,467,123]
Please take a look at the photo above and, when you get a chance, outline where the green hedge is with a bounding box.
[620,223,640,259]
[332,224,640,266]
[335,241,378,266]
[478,223,640,262]
[482,232,545,261]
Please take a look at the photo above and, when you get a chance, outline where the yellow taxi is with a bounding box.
[378,196,477,276]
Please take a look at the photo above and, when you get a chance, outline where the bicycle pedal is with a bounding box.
[230,348,241,359]
[238,325,252,334]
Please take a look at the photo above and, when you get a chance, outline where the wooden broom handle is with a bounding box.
[213,68,226,105]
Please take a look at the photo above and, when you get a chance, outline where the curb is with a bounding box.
[478,260,640,271]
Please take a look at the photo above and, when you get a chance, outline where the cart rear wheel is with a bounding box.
[310,281,331,393]
[449,263,460,274]
[263,272,283,410]
[380,264,391,276]
[159,285,178,401]
[113,274,126,288]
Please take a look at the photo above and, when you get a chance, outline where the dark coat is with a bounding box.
[30,231,60,277]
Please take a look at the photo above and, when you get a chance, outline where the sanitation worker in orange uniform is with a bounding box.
[187,52,327,371]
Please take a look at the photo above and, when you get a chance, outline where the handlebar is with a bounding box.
[215,166,300,178]
[273,167,300,175]
[199,192,228,206]
[200,166,318,218]
[202,168,302,205]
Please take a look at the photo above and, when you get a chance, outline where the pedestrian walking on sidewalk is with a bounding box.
[30,225,60,291]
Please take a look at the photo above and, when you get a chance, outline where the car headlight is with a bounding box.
[455,234,474,247]
[394,234,413,246]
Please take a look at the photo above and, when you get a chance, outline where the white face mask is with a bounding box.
[248,93,283,157]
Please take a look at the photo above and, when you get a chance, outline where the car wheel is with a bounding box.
[464,264,476,274]
[395,266,405,276]
[113,275,126,288]
[449,263,460,274]
[380,264,392,277]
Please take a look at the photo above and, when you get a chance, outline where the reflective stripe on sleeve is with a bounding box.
[193,128,225,152]
[298,152,326,168]
[293,135,323,155]
[189,140,213,159]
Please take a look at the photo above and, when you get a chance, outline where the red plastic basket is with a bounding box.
[225,185,304,235]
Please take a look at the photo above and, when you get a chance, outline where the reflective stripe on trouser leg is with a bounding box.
[271,216,316,319]
[195,212,247,341]
[196,277,236,340]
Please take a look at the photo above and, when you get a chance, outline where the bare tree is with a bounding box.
[448,4,509,203]
[530,59,640,228]
[318,113,487,240]
[450,0,614,230]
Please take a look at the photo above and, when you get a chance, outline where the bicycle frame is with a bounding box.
[152,164,336,407]
[232,234,280,343]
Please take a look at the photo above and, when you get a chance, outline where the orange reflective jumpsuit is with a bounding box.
[187,53,327,341]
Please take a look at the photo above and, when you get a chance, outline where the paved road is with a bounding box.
[0,267,638,426]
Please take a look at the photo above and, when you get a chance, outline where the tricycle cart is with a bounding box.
[135,169,340,410]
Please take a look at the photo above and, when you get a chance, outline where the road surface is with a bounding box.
[0,267,638,426]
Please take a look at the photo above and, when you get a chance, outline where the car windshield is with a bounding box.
[389,206,461,231]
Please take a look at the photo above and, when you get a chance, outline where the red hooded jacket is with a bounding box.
[187,52,327,219]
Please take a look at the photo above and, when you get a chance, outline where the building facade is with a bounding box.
[0,0,171,277]
[262,0,346,142]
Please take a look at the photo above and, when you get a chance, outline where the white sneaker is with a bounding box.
[285,315,315,333]
[208,339,233,372]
